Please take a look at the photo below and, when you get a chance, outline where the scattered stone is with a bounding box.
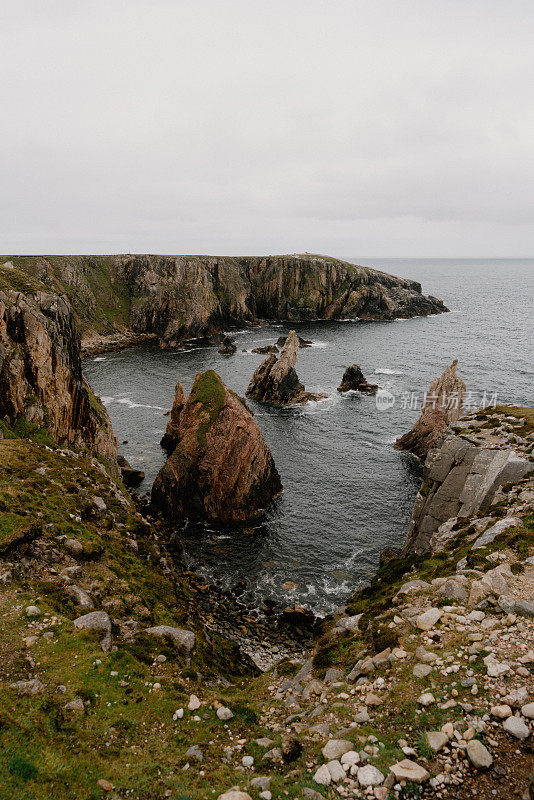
[417,692,436,707]
[413,663,432,678]
[313,764,331,786]
[25,605,41,618]
[426,731,449,752]
[502,716,530,740]
[65,585,94,610]
[188,694,201,711]
[64,697,85,713]
[327,760,346,783]
[416,608,444,631]
[390,759,430,784]
[144,625,196,654]
[10,678,44,695]
[184,744,203,762]
[357,764,385,787]
[521,702,534,719]
[490,704,512,719]
[217,706,234,721]
[466,739,493,770]
[322,739,353,760]
[73,611,112,652]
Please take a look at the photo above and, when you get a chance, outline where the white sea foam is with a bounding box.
[100,396,114,405]
[115,398,166,411]
[310,340,328,348]
[374,368,403,375]
[93,356,107,362]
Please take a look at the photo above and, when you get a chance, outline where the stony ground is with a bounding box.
[1,410,533,800]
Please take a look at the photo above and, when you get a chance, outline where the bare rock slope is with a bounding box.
[152,370,282,522]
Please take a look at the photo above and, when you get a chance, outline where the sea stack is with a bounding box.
[152,370,282,523]
[218,335,237,355]
[246,330,327,405]
[161,382,187,452]
[337,365,379,394]
[395,360,466,459]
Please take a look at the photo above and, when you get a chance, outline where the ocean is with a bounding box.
[84,258,533,615]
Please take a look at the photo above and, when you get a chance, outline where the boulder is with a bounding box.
[152,370,282,523]
[395,360,465,459]
[143,625,196,654]
[466,739,493,770]
[502,716,530,739]
[357,764,385,787]
[117,455,145,487]
[161,382,187,452]
[390,759,429,783]
[251,345,279,354]
[322,740,353,760]
[337,364,379,394]
[218,335,237,355]
[73,611,112,652]
[246,331,327,405]
[65,585,94,610]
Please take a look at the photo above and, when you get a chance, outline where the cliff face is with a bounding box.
[2,254,448,349]
[395,360,466,459]
[0,288,117,462]
[403,406,534,556]
[152,370,282,523]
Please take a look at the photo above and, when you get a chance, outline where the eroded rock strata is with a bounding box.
[160,381,187,452]
[246,330,327,405]
[152,370,282,522]
[1,254,448,349]
[395,359,466,459]
[0,289,117,462]
[403,405,534,556]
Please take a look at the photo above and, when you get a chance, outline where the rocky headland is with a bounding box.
[0,254,448,351]
[247,330,327,405]
[152,370,282,522]
[0,272,532,800]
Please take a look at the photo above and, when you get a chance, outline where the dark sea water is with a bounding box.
[84,258,533,615]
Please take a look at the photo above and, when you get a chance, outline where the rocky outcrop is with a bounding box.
[403,407,534,555]
[218,335,237,355]
[276,334,312,348]
[151,370,282,523]
[0,289,117,462]
[2,254,448,349]
[395,360,465,459]
[337,365,379,394]
[161,382,187,452]
[246,331,327,405]
[117,455,145,487]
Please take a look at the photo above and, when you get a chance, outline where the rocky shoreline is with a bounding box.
[0,269,532,799]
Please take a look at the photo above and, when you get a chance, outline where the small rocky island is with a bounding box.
[246,330,327,405]
[337,364,379,394]
[152,370,282,522]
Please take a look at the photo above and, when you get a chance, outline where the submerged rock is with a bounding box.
[337,364,379,394]
[246,330,327,405]
[395,360,466,459]
[152,370,282,523]
[160,382,186,452]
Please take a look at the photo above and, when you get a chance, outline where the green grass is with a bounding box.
[188,370,226,447]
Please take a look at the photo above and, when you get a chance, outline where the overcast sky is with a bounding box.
[1,1,533,257]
